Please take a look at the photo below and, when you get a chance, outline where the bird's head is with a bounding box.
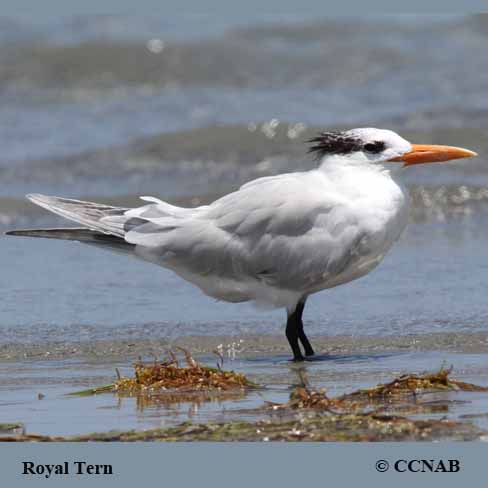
[308,128,477,171]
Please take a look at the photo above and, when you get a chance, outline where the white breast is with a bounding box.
[307,164,409,293]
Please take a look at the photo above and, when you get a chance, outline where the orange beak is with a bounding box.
[390,144,478,166]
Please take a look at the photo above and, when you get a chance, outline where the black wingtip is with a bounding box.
[4,229,52,237]
[4,229,35,237]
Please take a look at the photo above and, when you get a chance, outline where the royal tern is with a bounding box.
[6,128,477,360]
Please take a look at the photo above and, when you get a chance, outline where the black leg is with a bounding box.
[286,299,314,361]
[295,300,315,357]
[286,312,304,361]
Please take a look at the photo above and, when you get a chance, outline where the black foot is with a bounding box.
[290,353,318,362]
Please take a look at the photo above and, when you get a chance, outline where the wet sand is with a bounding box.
[3,331,488,362]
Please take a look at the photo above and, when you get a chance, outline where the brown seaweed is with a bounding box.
[7,413,482,442]
[114,350,253,392]
[269,367,488,414]
[68,349,254,402]
[341,366,488,402]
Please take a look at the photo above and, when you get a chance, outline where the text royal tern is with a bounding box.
[6,128,477,360]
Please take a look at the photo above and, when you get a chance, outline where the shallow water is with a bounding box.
[1,350,488,437]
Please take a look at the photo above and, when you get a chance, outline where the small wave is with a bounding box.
[409,185,488,222]
[0,123,487,199]
[1,14,487,99]
[3,123,487,171]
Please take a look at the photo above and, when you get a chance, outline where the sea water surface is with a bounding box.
[1,13,488,437]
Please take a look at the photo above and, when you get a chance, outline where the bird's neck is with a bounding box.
[317,156,407,197]
[318,156,392,178]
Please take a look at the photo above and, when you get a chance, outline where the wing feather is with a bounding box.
[124,171,366,294]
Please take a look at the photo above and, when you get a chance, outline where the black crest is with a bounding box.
[307,131,363,159]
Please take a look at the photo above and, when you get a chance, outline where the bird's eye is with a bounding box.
[363,141,386,153]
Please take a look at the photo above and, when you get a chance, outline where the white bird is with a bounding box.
[6,128,477,360]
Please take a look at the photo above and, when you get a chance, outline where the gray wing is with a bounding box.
[25,194,130,236]
[124,171,367,292]
[23,193,196,238]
